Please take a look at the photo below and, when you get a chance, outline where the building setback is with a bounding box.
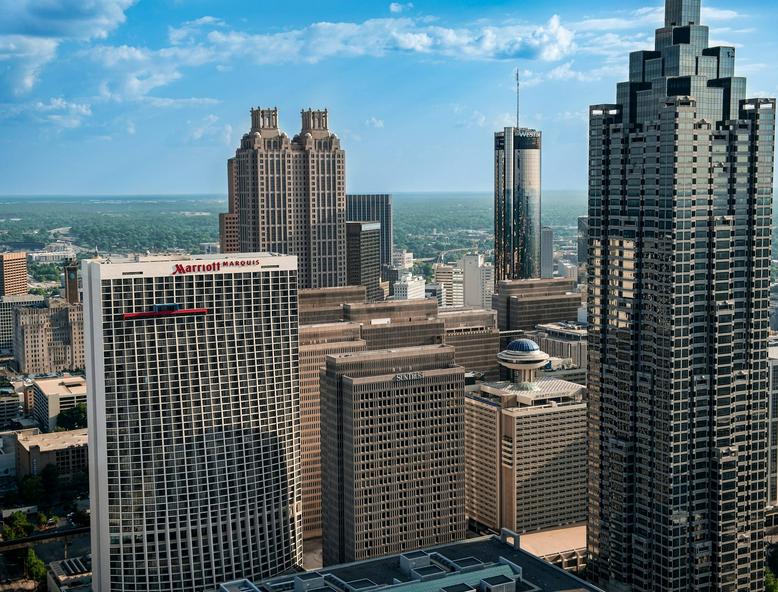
[83,254,302,592]
[492,279,580,331]
[346,194,393,271]
[346,222,382,302]
[0,253,27,296]
[587,0,775,590]
[494,128,542,281]
[220,108,346,289]
[299,322,366,539]
[321,345,465,565]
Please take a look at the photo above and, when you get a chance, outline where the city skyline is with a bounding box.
[1,1,776,196]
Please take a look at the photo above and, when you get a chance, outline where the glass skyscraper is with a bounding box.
[494,127,542,281]
[587,0,775,590]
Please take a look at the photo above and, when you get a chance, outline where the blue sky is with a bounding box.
[0,0,775,195]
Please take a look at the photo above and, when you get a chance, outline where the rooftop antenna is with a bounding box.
[515,66,520,130]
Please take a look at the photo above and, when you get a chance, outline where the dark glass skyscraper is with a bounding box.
[494,127,541,281]
[587,1,775,591]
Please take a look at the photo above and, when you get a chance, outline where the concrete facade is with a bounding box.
[0,252,27,296]
[13,299,84,374]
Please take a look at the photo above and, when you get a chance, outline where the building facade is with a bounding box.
[393,275,426,301]
[0,252,27,296]
[346,221,382,302]
[769,344,778,508]
[299,286,366,325]
[494,128,542,281]
[577,217,588,266]
[321,345,465,565]
[219,108,346,289]
[31,375,87,433]
[461,254,495,310]
[13,299,84,374]
[16,428,88,481]
[64,259,80,304]
[346,194,393,271]
[439,308,501,380]
[540,227,554,279]
[587,1,775,590]
[0,294,44,352]
[465,339,586,535]
[493,279,580,332]
[299,322,366,540]
[83,254,303,592]
[433,263,464,308]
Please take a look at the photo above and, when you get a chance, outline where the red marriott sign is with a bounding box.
[172,259,269,275]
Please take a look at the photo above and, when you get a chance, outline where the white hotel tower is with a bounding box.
[83,253,302,592]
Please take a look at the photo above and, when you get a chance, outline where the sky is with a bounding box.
[0,0,776,196]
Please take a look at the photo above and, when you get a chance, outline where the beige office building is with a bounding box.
[13,300,84,374]
[0,252,27,296]
[220,108,347,289]
[465,338,586,534]
[31,375,87,432]
[299,322,366,539]
[439,308,501,379]
[16,428,88,481]
[321,345,466,565]
[299,286,366,325]
[492,278,580,331]
[343,299,443,350]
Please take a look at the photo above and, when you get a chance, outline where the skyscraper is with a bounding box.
[346,221,382,302]
[494,127,541,281]
[219,108,346,289]
[83,254,303,592]
[540,227,554,279]
[346,194,393,270]
[320,345,465,565]
[0,252,27,296]
[587,1,775,590]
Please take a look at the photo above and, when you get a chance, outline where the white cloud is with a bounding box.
[390,3,413,14]
[365,117,384,128]
[0,0,135,95]
[189,114,232,145]
[0,96,93,128]
[84,13,575,102]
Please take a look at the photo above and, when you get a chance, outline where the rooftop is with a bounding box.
[472,378,585,409]
[32,375,86,397]
[221,534,603,592]
[520,525,587,558]
[17,428,88,453]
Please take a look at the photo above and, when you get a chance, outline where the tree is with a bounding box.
[57,403,87,430]
[3,511,34,540]
[766,567,778,592]
[24,548,46,582]
[40,464,59,495]
[19,475,43,504]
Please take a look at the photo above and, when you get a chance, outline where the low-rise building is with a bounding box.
[220,532,603,592]
[47,555,92,592]
[16,428,88,481]
[31,375,87,432]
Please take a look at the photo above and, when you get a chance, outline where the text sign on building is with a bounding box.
[393,372,424,382]
[172,259,275,275]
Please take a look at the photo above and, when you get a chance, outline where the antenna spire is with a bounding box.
[515,66,520,130]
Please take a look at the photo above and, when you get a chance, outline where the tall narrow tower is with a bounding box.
[494,74,542,281]
[587,0,775,590]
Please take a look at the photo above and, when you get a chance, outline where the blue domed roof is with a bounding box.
[506,338,540,353]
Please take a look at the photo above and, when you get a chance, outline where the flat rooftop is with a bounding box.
[221,534,602,592]
[32,375,86,397]
[17,428,88,452]
[520,524,587,558]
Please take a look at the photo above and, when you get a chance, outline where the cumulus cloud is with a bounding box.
[0,96,93,128]
[389,3,413,14]
[365,117,384,128]
[0,0,135,95]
